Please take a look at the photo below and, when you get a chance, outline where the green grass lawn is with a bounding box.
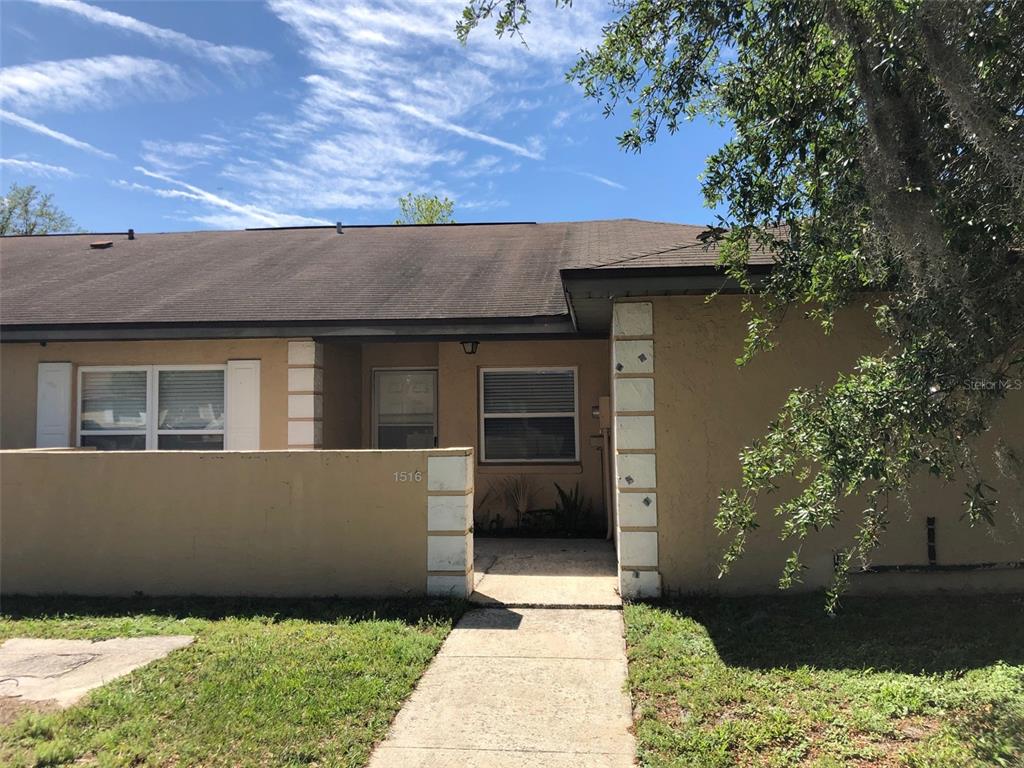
[0,596,465,768]
[625,594,1024,768]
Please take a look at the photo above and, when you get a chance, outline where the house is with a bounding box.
[1,220,1021,598]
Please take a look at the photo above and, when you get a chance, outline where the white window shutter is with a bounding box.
[226,360,261,450]
[36,362,72,448]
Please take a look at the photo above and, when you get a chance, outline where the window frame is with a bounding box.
[478,366,580,464]
[77,364,227,450]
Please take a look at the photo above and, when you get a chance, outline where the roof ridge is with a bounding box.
[582,238,718,269]
[0,218,713,238]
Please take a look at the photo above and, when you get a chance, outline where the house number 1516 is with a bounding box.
[393,471,423,482]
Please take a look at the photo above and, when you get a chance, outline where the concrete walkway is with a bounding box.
[471,538,621,607]
[368,539,635,767]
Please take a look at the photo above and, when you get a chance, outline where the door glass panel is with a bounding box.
[374,370,436,449]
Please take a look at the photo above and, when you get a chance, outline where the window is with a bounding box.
[373,369,437,449]
[78,365,225,450]
[480,368,578,462]
[79,369,148,451]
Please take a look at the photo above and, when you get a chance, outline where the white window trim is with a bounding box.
[479,366,580,464]
[77,364,227,450]
[371,367,439,449]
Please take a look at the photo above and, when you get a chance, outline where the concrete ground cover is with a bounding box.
[471,537,621,607]
[369,538,636,767]
[0,636,194,708]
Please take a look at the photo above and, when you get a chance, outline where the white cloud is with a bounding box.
[116,0,609,221]
[452,154,520,178]
[393,102,542,159]
[0,56,189,114]
[460,197,511,210]
[29,0,270,67]
[0,157,77,178]
[8,24,37,41]
[129,167,329,228]
[221,125,464,210]
[0,109,116,158]
[571,170,626,190]
[266,0,594,144]
[139,139,230,173]
[552,109,571,128]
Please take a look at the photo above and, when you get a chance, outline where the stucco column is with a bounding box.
[612,301,661,598]
[425,451,474,597]
[287,340,323,449]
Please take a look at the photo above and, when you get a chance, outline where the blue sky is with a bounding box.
[0,0,730,232]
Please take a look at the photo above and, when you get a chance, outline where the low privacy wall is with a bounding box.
[0,448,474,597]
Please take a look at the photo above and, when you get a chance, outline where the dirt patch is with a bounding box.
[894,715,941,742]
[0,694,59,726]
[798,716,943,768]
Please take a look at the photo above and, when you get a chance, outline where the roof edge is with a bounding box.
[0,315,584,343]
[560,266,772,334]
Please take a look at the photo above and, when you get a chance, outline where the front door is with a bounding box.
[372,369,438,448]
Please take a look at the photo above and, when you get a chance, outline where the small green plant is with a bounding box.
[495,475,536,529]
[552,482,592,535]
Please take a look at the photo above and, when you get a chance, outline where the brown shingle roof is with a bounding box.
[0,219,755,327]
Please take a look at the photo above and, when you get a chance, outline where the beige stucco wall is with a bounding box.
[322,341,362,449]
[439,340,610,528]
[326,339,611,530]
[0,448,474,597]
[1,337,610,530]
[0,339,290,450]
[358,341,439,449]
[650,295,1024,594]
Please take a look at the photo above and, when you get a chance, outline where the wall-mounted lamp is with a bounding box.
[460,340,479,355]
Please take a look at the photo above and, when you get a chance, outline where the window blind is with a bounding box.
[80,371,147,430]
[158,370,225,430]
[483,370,575,414]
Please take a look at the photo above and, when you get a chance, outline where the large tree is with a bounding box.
[461,0,1024,605]
[395,193,456,225]
[0,183,77,236]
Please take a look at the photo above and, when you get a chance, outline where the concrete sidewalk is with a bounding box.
[471,538,621,608]
[368,539,635,767]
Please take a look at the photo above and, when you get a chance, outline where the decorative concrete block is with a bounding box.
[287,340,323,366]
[288,394,322,419]
[288,367,323,393]
[620,531,658,567]
[618,491,657,527]
[428,494,473,533]
[615,415,655,450]
[614,377,654,413]
[616,453,656,489]
[427,572,473,597]
[428,535,471,571]
[427,455,471,492]
[287,420,322,447]
[612,301,653,337]
[619,570,661,599]
[614,340,654,374]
